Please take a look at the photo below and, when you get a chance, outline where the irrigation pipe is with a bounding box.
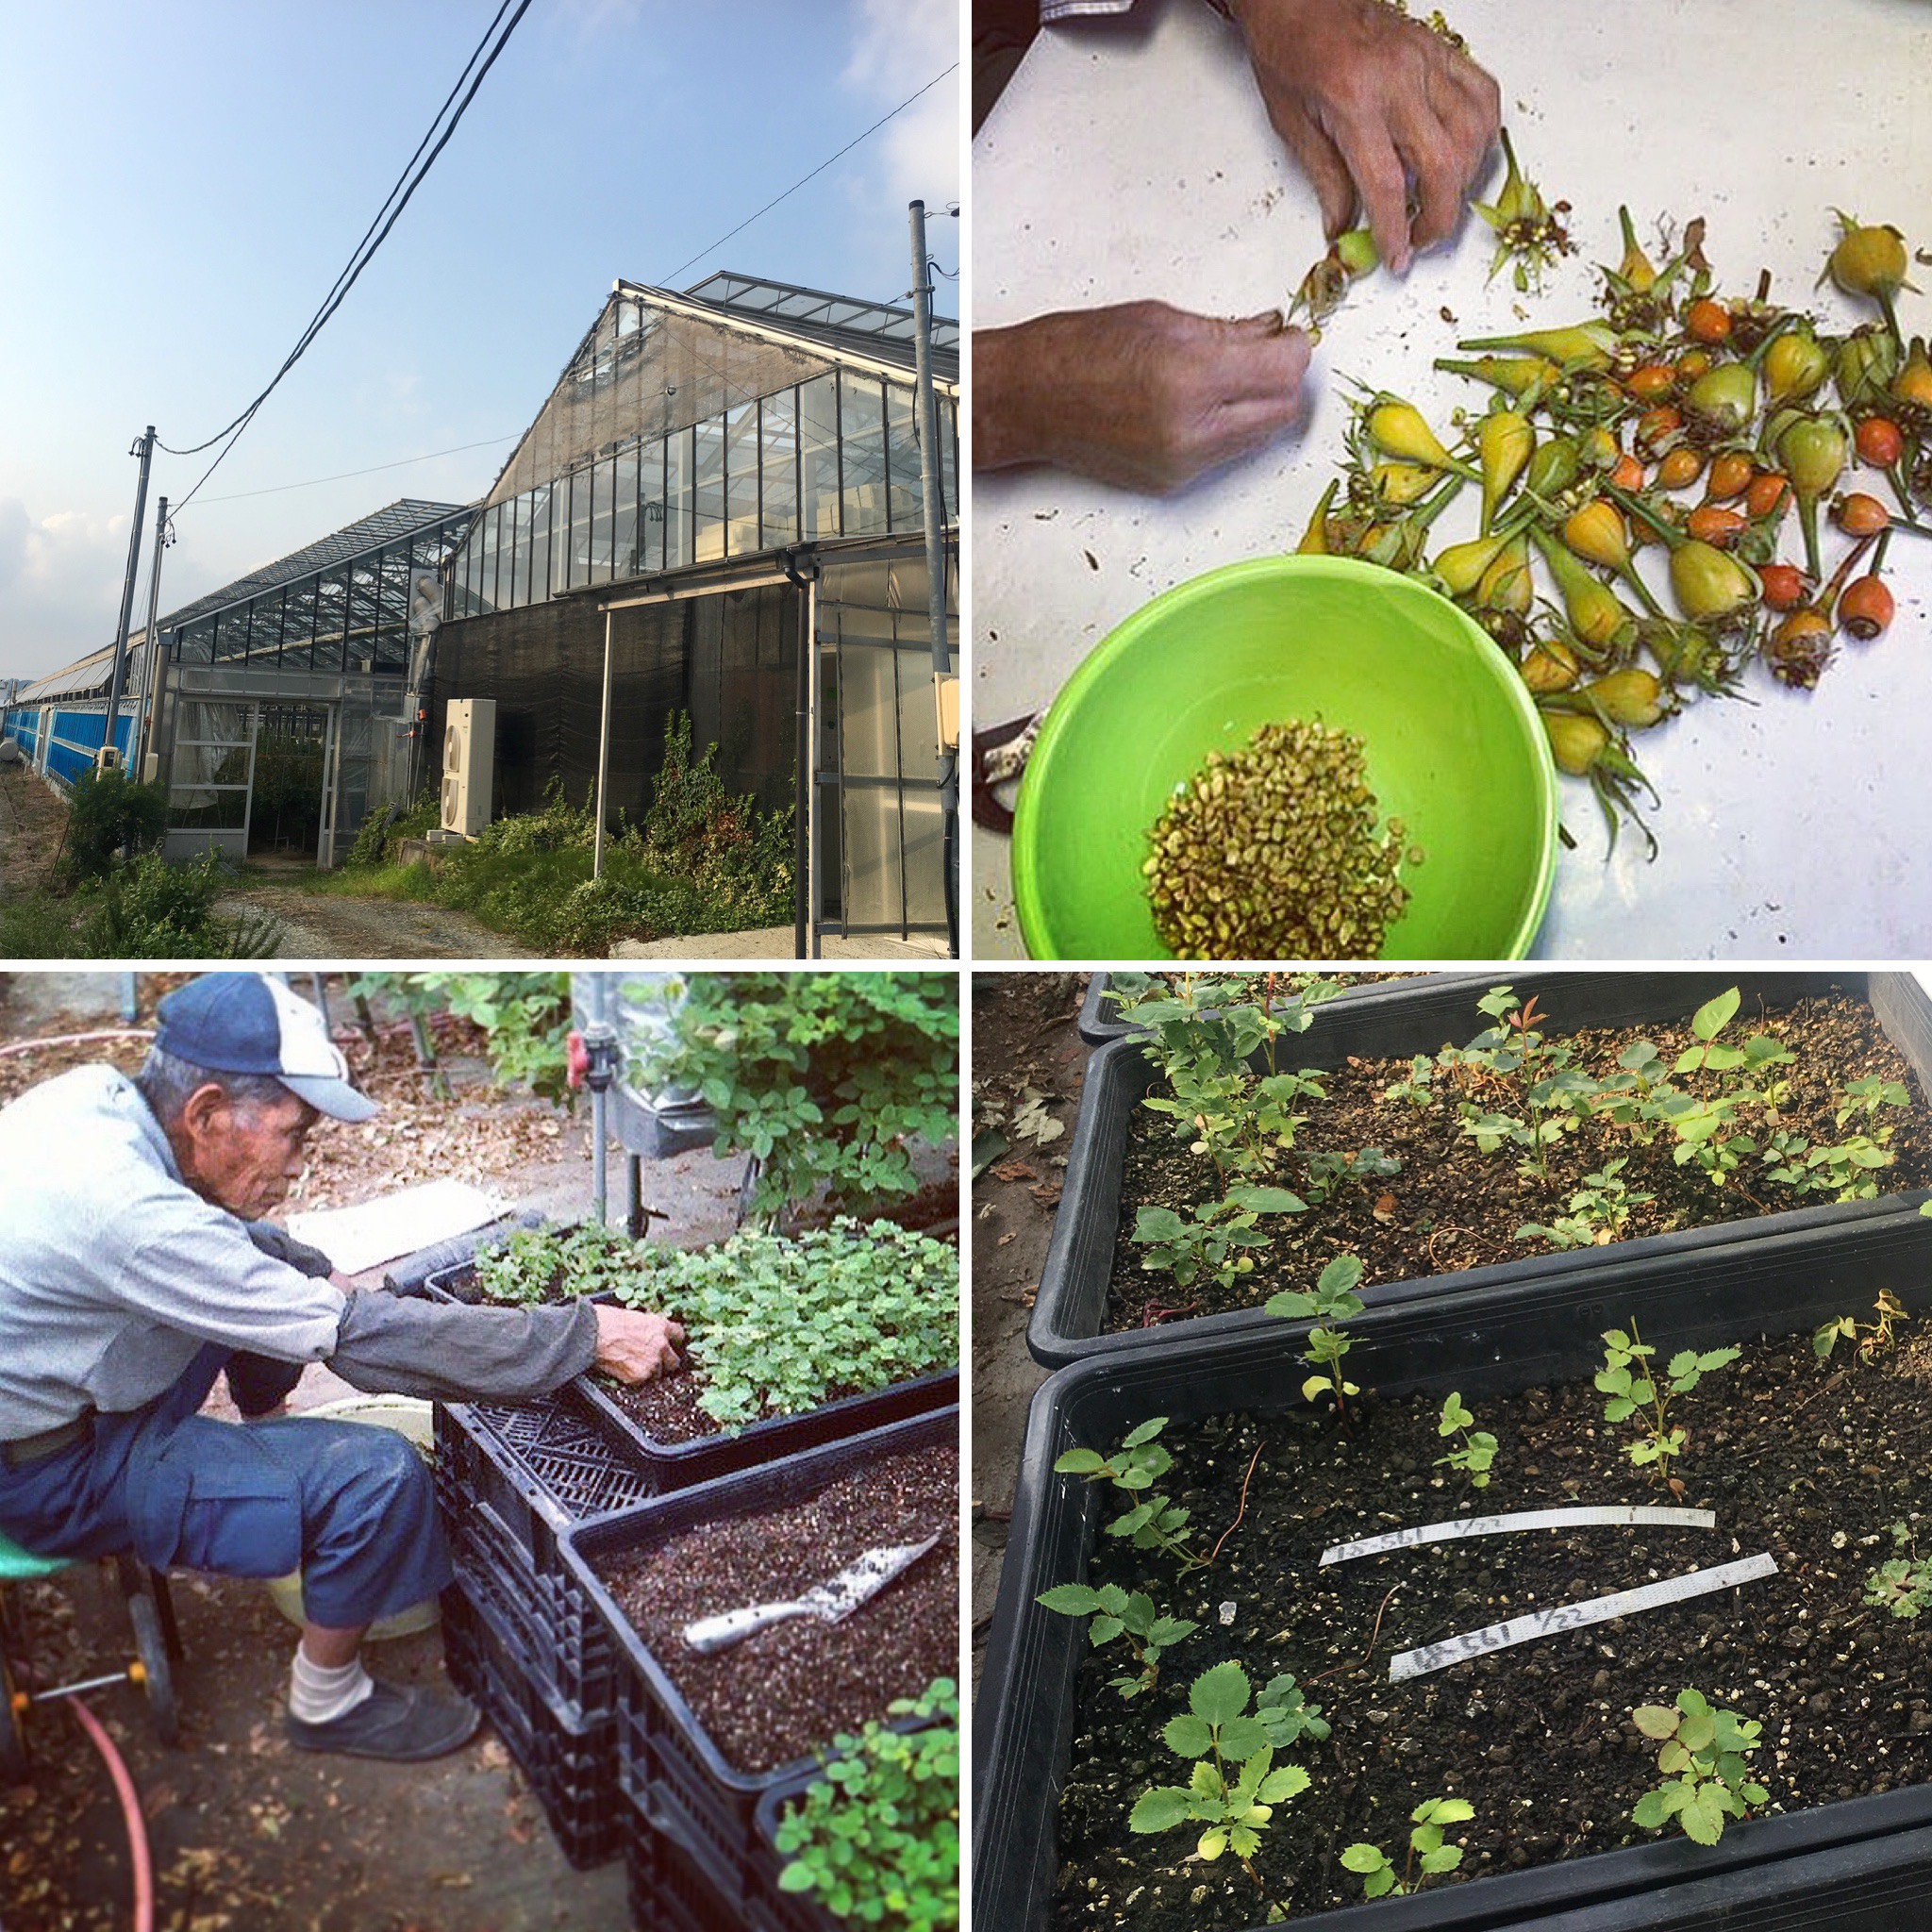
[0,1030,154,1060]
[65,1696,154,1932]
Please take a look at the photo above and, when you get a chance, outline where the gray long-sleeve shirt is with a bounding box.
[0,1065,593,1437]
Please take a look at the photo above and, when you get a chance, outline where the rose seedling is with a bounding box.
[1256,1673,1329,1749]
[1266,1254,1366,1416]
[1035,1583,1199,1699]
[1341,1797,1475,1897]
[1516,1158,1653,1250]
[1630,1690,1768,1845]
[1053,1418,1202,1567]
[1127,1661,1311,1893]
[1865,1523,1932,1619]
[1132,1186,1307,1294]
[1434,1391,1498,1489]
[1597,1321,1740,1478]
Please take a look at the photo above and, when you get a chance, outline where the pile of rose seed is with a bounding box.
[1141,719,1413,958]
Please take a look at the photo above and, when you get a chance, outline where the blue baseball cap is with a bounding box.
[153,974,379,1123]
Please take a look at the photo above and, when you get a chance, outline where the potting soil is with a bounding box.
[600,1442,958,1773]
[1054,1324,1932,1925]
[1107,991,1932,1331]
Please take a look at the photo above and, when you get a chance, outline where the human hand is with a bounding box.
[974,302,1311,494]
[592,1306,686,1383]
[1225,0,1500,274]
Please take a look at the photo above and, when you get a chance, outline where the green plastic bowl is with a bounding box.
[1012,555,1558,960]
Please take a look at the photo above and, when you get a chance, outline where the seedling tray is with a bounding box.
[563,1406,958,1921]
[1033,970,1932,1369]
[977,1252,1932,1932]
[751,1772,843,1932]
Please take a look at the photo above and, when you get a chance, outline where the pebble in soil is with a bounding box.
[599,1443,958,1774]
[1105,991,1932,1331]
[1052,1324,1932,1928]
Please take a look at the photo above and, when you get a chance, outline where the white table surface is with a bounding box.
[970,0,1932,961]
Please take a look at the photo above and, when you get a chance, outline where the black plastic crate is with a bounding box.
[446,1491,623,1726]
[564,1406,959,1904]
[435,1388,664,1574]
[442,1581,619,1872]
[976,1257,1932,1932]
[621,1813,741,1932]
[1034,969,1932,1368]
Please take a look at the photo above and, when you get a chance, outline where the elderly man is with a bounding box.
[973,0,1503,491]
[0,973,683,1762]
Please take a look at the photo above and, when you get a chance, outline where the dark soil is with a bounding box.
[1053,1324,1932,1928]
[1106,991,1932,1331]
[599,1443,958,1774]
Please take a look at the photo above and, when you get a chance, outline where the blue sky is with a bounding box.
[0,0,961,681]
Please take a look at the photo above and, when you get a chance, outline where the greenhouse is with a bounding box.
[429,270,959,950]
[2,499,475,864]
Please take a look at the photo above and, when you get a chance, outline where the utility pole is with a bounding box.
[908,200,958,956]
[104,426,156,771]
[132,496,170,779]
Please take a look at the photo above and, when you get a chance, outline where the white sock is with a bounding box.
[289,1647,375,1725]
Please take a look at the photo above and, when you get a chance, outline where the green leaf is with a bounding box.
[1189,1660,1252,1726]
[1631,1790,1671,1830]
[1340,1844,1390,1874]
[1676,1711,1717,1754]
[1120,1417,1168,1448]
[1632,1706,1679,1740]
[1657,1740,1690,1775]
[1089,1616,1124,1646]
[1419,1845,1463,1874]
[1053,1448,1106,1476]
[1128,1786,1195,1835]
[1302,1375,1334,1404]
[1225,1185,1307,1215]
[1197,1827,1228,1862]
[1215,1716,1269,1762]
[1256,1765,1310,1804]
[1162,1714,1213,1759]
[1690,987,1740,1042]
[1265,1291,1316,1320]
[1317,1253,1365,1296]
[1038,1584,1103,1616]
[1681,1787,1728,1845]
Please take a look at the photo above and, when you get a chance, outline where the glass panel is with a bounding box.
[759,389,799,546]
[940,397,958,524]
[588,457,612,584]
[724,401,760,556]
[884,382,922,531]
[840,373,888,536]
[799,375,841,539]
[692,414,725,562]
[168,700,253,829]
[476,506,500,614]
[665,429,691,572]
[215,605,249,662]
[247,591,280,667]
[612,448,640,578]
[176,619,214,666]
[549,479,572,599]
[896,645,941,780]
[345,563,377,674]
[901,791,944,925]
[506,495,527,610]
[841,786,899,927]
[315,567,348,673]
[375,546,412,673]
[528,484,552,606]
[841,644,899,780]
[570,469,591,589]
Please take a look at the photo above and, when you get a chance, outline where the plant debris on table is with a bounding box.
[1105,979,1931,1333]
[598,1444,958,1774]
[1049,1317,1932,1927]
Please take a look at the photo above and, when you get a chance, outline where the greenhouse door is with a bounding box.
[247,705,332,862]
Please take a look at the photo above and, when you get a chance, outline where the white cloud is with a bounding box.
[0,499,134,682]
[843,0,961,217]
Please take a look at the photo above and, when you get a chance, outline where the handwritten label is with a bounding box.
[1320,1506,1717,1568]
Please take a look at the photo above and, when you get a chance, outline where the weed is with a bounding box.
[1034,1583,1198,1699]
[1053,1419,1202,1568]
[1630,1690,1768,1844]
[1341,1796,1475,1897]
[1434,1391,1498,1489]
[1814,1288,1911,1363]
[1865,1523,1932,1619]
[1127,1661,1311,1889]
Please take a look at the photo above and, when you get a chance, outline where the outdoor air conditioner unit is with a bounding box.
[441,698,496,838]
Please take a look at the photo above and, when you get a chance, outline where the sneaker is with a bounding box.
[286,1679,482,1762]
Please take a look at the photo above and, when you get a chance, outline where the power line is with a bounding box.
[660,63,960,287]
[164,0,532,518]
[192,434,519,505]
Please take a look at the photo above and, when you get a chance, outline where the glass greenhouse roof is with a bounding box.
[680,272,958,377]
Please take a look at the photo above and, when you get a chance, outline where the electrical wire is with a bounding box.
[192,434,518,506]
[659,63,960,287]
[164,0,532,516]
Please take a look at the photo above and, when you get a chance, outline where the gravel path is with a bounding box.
[213,883,531,958]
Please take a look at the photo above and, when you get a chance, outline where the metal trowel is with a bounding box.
[681,1532,942,1655]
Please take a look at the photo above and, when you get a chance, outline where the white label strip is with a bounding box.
[1388,1553,1779,1685]
[1320,1506,1716,1568]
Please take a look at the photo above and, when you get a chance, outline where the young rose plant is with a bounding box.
[1341,1796,1475,1897]
[1630,1690,1768,1845]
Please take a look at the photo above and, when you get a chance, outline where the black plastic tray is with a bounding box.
[1075,970,1502,1046]
[750,1772,843,1932]
[562,1406,959,1912]
[976,1249,1932,1932]
[1033,970,1932,1369]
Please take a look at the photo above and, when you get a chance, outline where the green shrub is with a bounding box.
[636,973,958,1220]
[61,768,168,881]
[774,1679,958,1932]
[347,971,574,1102]
[0,852,281,958]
